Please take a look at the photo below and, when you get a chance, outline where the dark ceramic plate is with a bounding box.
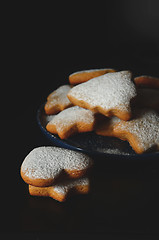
[37,103,159,160]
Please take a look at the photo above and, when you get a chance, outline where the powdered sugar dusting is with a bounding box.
[53,177,89,195]
[96,147,130,155]
[109,116,121,125]
[47,85,72,106]
[68,71,137,113]
[115,109,159,151]
[47,106,95,132]
[46,115,55,123]
[21,146,93,180]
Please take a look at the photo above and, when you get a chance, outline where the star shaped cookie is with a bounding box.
[46,106,96,139]
[29,177,90,202]
[67,71,137,121]
[44,85,73,115]
[113,109,159,154]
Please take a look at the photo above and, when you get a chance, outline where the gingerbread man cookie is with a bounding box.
[67,71,137,121]
[113,109,159,154]
[69,68,116,85]
[21,146,93,187]
[46,106,96,139]
[44,85,73,115]
[29,177,90,202]
[134,75,159,89]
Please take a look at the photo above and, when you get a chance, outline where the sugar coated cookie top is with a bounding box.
[47,85,72,105]
[21,146,93,180]
[68,71,137,113]
[115,109,159,152]
[48,106,95,132]
[53,177,89,195]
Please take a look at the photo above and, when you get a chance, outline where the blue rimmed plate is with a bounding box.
[37,103,159,160]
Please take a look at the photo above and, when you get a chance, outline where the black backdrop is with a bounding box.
[2,0,159,238]
[5,0,159,117]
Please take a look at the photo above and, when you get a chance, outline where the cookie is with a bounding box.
[46,106,96,139]
[67,71,137,121]
[135,88,159,112]
[95,116,121,137]
[113,109,159,154]
[21,146,93,187]
[29,177,90,202]
[134,75,159,89]
[44,85,73,115]
[96,87,159,136]
[69,68,116,85]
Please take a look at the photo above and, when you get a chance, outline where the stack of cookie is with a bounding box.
[20,146,93,202]
[20,68,159,202]
[45,69,159,154]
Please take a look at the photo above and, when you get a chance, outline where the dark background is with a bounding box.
[2,0,159,239]
[4,0,159,117]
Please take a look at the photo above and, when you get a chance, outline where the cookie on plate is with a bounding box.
[46,106,96,139]
[44,85,73,115]
[21,146,93,187]
[29,177,90,202]
[113,109,159,154]
[67,71,137,121]
[69,68,116,85]
[135,88,159,112]
[134,75,159,89]
[95,116,121,137]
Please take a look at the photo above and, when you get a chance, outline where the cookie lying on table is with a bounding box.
[46,106,97,139]
[44,85,73,115]
[21,146,93,187]
[29,177,90,202]
[69,68,116,85]
[67,71,137,121]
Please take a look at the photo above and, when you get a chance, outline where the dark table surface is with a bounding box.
[3,72,159,239]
